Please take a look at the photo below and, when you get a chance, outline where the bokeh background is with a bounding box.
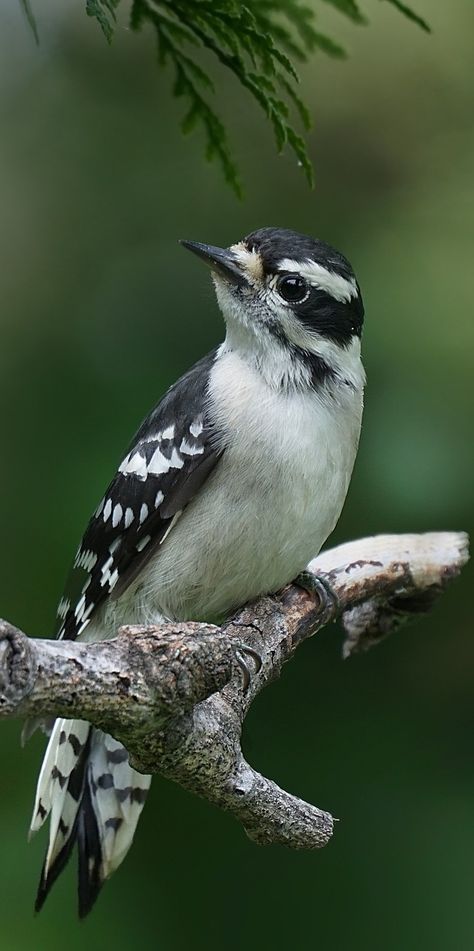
[0,0,473,947]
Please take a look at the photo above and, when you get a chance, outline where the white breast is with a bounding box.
[126,348,364,624]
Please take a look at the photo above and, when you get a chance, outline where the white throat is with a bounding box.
[214,276,365,395]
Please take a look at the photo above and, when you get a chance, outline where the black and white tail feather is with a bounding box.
[31,722,151,917]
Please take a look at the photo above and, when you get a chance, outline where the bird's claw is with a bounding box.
[233,643,262,691]
[294,571,337,617]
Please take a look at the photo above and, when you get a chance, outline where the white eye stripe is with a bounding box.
[277,257,358,304]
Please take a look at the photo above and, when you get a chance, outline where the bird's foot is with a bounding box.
[233,643,262,692]
[294,571,337,618]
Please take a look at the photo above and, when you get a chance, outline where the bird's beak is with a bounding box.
[180,240,248,287]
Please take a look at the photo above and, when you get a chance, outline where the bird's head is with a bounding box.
[181,227,365,390]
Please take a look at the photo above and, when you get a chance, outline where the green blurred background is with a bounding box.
[0,0,473,947]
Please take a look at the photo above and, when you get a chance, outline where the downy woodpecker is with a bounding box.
[30,227,365,916]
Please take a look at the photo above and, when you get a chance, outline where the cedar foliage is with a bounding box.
[24,1,431,194]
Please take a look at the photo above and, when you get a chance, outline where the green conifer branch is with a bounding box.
[19,0,431,194]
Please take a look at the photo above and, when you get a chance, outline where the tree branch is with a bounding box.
[0,532,468,850]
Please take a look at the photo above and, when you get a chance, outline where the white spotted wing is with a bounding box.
[57,350,222,641]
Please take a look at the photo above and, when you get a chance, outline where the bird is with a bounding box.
[28,226,365,917]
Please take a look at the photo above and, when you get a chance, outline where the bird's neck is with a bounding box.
[222,320,365,396]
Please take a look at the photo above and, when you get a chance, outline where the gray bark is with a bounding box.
[0,532,468,850]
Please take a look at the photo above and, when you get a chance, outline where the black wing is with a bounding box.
[57,349,222,641]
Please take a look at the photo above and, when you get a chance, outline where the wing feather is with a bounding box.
[57,349,222,641]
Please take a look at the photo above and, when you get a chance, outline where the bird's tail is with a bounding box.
[30,718,151,917]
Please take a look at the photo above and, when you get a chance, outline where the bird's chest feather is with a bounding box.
[133,352,363,622]
[207,353,361,550]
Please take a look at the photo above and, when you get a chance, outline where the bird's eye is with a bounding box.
[276,273,309,304]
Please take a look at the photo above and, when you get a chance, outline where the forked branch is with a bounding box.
[0,532,468,850]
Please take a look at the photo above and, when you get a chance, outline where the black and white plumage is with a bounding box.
[30,227,366,916]
[56,351,222,643]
